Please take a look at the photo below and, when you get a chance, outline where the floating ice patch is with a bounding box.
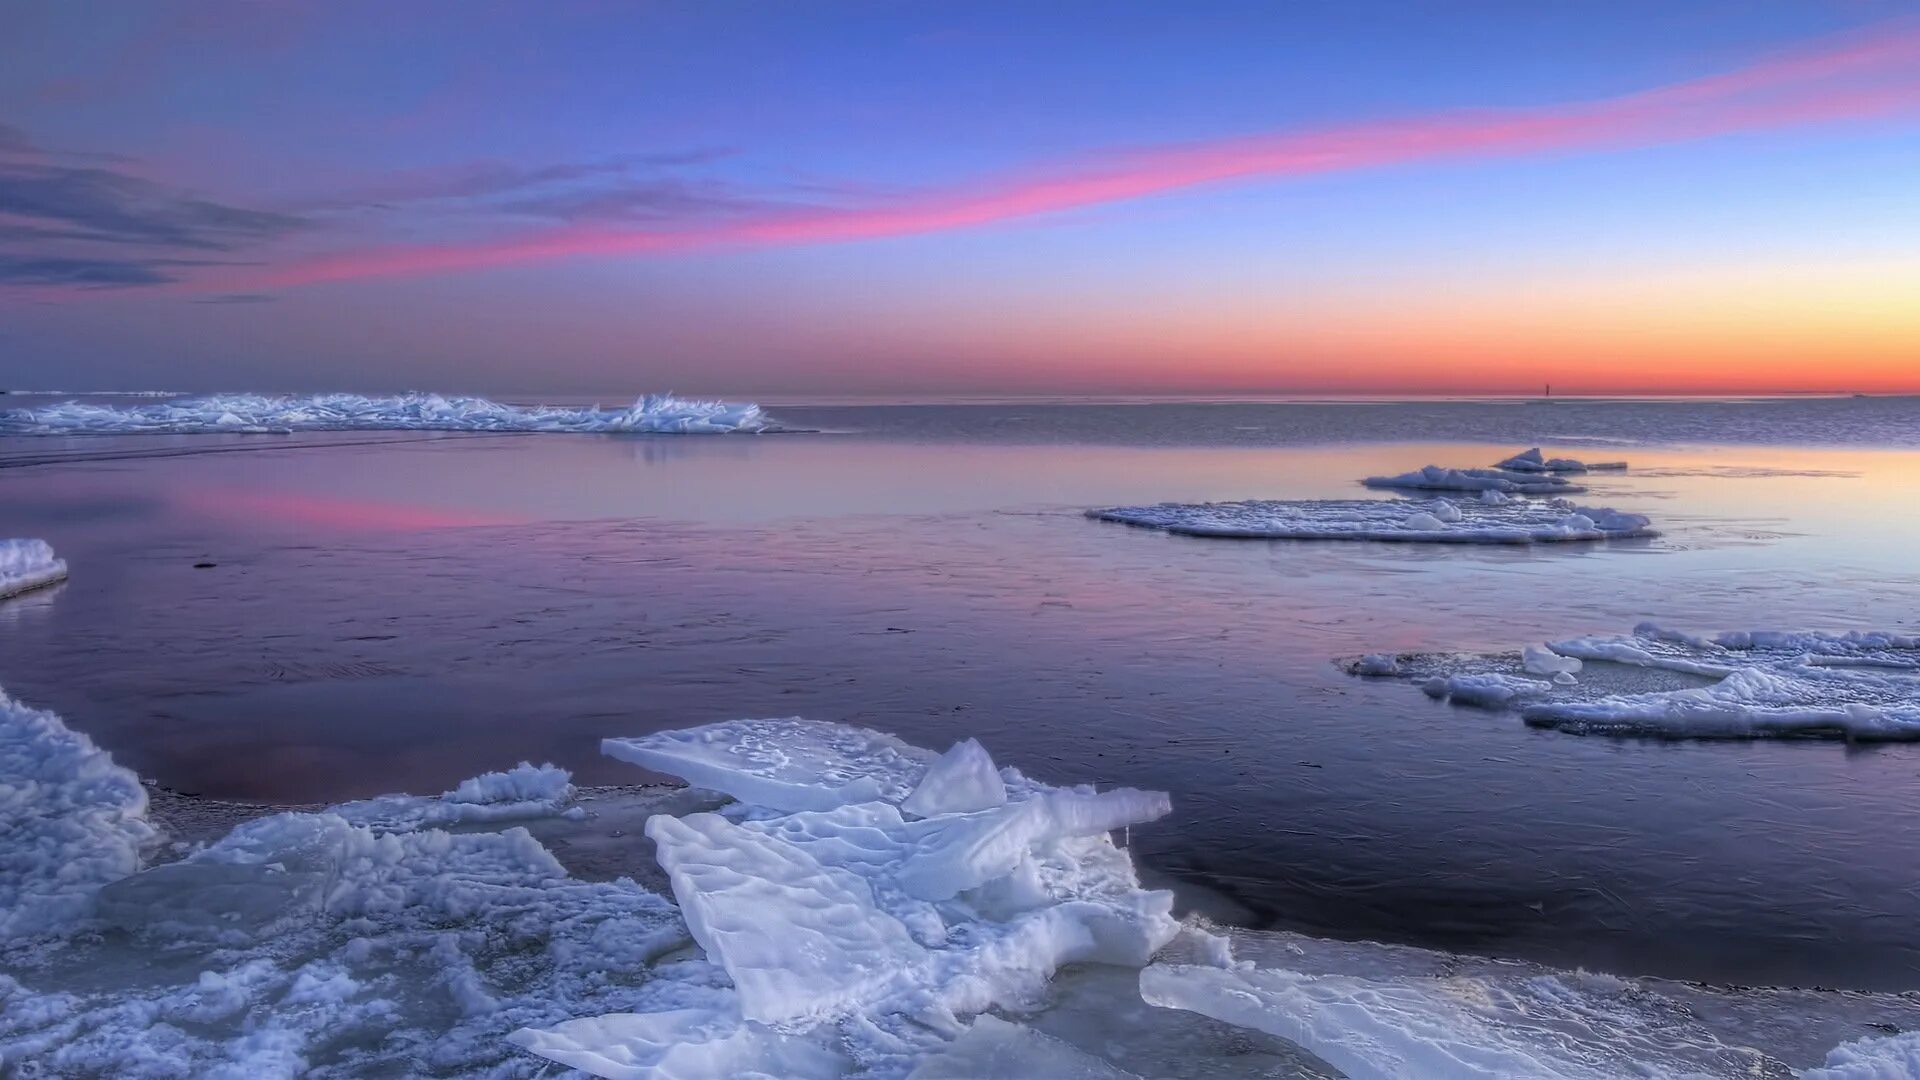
[0,539,67,601]
[1350,624,1920,741]
[0,687,155,939]
[1494,447,1629,474]
[602,717,942,811]
[1361,465,1586,495]
[1088,497,1653,544]
[0,391,775,435]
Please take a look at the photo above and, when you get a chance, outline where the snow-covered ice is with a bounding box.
[1361,464,1587,495]
[1494,447,1629,473]
[7,688,1914,1077]
[0,392,775,435]
[0,689,155,939]
[1349,623,1920,740]
[0,539,68,601]
[1089,497,1654,544]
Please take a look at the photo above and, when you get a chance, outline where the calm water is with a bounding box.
[5,398,1920,990]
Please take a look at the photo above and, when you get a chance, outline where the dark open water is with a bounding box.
[5,396,1920,989]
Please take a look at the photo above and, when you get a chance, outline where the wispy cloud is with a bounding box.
[244,20,1920,289]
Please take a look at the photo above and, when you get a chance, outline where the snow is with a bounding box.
[1089,497,1654,544]
[1361,464,1586,495]
[0,391,774,435]
[1804,1031,1920,1079]
[0,688,155,939]
[0,539,68,601]
[1494,447,1629,473]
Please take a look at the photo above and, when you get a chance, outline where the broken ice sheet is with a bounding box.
[1089,497,1654,544]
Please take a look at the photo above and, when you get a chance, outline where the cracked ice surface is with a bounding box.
[1348,623,1920,740]
[0,539,67,601]
[1089,497,1654,544]
[0,392,774,435]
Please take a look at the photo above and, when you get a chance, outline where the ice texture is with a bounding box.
[1804,1031,1920,1079]
[603,717,946,811]
[330,761,579,829]
[1494,447,1629,473]
[1089,497,1654,544]
[0,539,68,601]
[1352,623,1920,740]
[1361,464,1586,495]
[0,688,154,939]
[507,1007,849,1079]
[1142,957,1783,1079]
[0,391,773,435]
[906,1014,1141,1079]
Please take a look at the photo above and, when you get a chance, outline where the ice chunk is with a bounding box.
[509,1007,849,1080]
[1422,673,1554,709]
[1521,644,1582,677]
[604,717,940,811]
[1089,498,1653,544]
[1804,1030,1920,1079]
[1551,623,1920,676]
[1494,448,1629,474]
[331,761,577,829]
[0,686,155,938]
[0,391,775,435]
[907,1015,1140,1079]
[646,810,930,1025]
[1362,464,1586,495]
[901,738,1007,818]
[1477,488,1509,505]
[0,539,68,601]
[1353,654,1400,676]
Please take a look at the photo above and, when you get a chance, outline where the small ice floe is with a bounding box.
[0,539,67,601]
[1362,464,1586,495]
[1088,497,1654,544]
[0,391,776,435]
[329,761,581,829]
[1495,447,1630,474]
[1347,623,1920,741]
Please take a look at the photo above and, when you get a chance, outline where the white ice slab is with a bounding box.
[1522,663,1920,740]
[508,1007,848,1080]
[603,717,938,811]
[901,738,1007,819]
[1089,497,1653,544]
[1361,465,1586,495]
[1804,1031,1920,1079]
[0,391,772,435]
[0,539,68,601]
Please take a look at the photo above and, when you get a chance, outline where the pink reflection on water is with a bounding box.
[182,487,523,531]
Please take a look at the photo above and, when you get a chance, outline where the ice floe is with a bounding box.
[1494,447,1629,473]
[1361,465,1587,495]
[1089,496,1654,544]
[1349,623,1920,740]
[0,539,67,601]
[0,391,775,435]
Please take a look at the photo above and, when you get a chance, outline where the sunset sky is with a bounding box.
[3,1,1918,397]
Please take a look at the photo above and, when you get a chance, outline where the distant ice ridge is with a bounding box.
[0,391,774,435]
[0,539,67,601]
[1088,496,1654,544]
[1348,623,1920,740]
[1494,447,1630,473]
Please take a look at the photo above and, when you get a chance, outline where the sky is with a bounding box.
[2,0,1918,398]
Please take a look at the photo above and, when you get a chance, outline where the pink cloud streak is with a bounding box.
[251,21,1920,290]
